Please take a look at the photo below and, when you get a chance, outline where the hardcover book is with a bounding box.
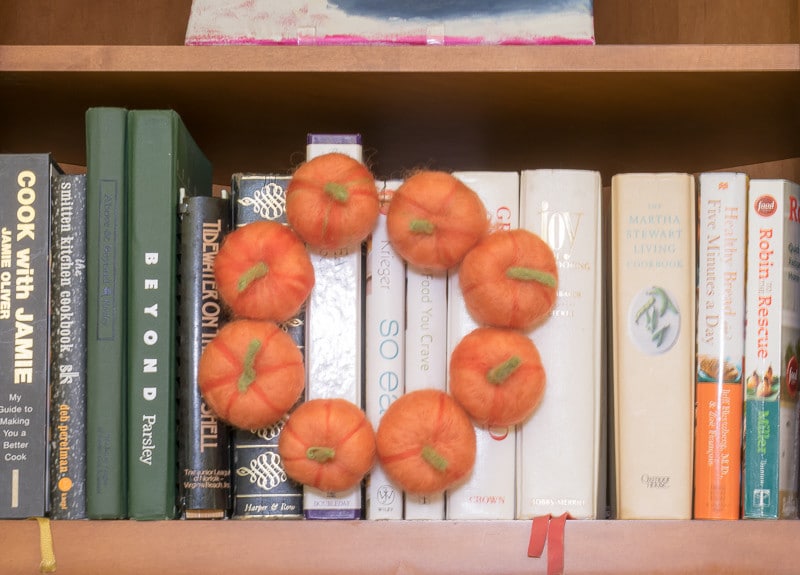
[446,170,519,520]
[403,261,448,520]
[49,172,88,519]
[365,180,406,520]
[516,168,605,520]
[694,172,748,520]
[303,134,366,519]
[185,0,595,46]
[0,153,59,518]
[177,193,232,519]
[230,172,304,520]
[610,172,696,520]
[742,178,800,519]
[126,109,213,520]
[85,106,129,519]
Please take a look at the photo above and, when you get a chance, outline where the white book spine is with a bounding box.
[403,263,448,519]
[693,172,747,520]
[365,180,406,520]
[303,135,365,519]
[517,168,604,520]
[742,178,800,519]
[610,172,696,520]
[445,171,519,520]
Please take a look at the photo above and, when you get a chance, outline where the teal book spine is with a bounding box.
[126,110,213,520]
[85,107,129,519]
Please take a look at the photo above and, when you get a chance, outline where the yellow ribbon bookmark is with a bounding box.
[30,517,57,573]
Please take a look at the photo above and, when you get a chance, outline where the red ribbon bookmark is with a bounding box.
[527,513,571,575]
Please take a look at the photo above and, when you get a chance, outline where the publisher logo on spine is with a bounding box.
[754,195,777,218]
[628,286,680,355]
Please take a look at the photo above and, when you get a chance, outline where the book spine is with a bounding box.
[365,180,406,520]
[0,154,56,518]
[126,110,213,520]
[230,173,304,519]
[742,179,800,519]
[49,172,88,519]
[445,171,519,520]
[516,168,605,520]
[303,134,365,519]
[85,107,128,518]
[177,194,232,519]
[693,172,747,520]
[403,262,448,520]
[610,173,696,520]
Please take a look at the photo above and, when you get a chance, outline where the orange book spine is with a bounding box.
[693,172,748,519]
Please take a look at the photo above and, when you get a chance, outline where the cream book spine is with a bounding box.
[517,168,605,520]
[303,134,365,519]
[365,180,406,520]
[693,172,748,520]
[610,172,696,520]
[742,178,800,519]
[403,260,448,519]
[445,171,519,520]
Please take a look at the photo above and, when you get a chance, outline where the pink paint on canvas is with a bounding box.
[185,1,595,46]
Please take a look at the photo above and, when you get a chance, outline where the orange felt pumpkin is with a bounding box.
[459,228,558,330]
[386,171,489,271]
[214,220,314,322]
[449,326,546,428]
[375,389,476,495]
[286,152,380,251]
[198,319,305,430]
[278,398,376,493]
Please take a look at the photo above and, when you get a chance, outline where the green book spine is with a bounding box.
[126,110,212,520]
[85,107,128,519]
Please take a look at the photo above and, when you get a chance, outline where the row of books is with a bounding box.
[1,108,798,522]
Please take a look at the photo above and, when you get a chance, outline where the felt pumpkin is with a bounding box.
[214,219,314,322]
[197,319,305,430]
[386,171,489,271]
[375,389,476,495]
[278,398,376,493]
[286,152,380,251]
[459,228,558,330]
[449,326,546,428]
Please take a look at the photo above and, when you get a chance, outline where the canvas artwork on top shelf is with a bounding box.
[184,0,595,46]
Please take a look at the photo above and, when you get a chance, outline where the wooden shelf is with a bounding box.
[2,44,799,185]
[3,519,799,575]
[2,44,799,72]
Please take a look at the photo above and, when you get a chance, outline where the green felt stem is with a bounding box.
[409,219,436,234]
[486,356,522,385]
[307,446,336,463]
[237,261,268,292]
[324,182,350,203]
[505,266,557,287]
[421,445,448,472]
[237,339,262,393]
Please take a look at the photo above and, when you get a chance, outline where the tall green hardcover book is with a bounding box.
[85,107,129,519]
[126,110,213,520]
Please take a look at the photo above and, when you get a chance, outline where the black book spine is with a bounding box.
[0,154,58,518]
[230,173,304,519]
[177,194,232,519]
[49,172,88,519]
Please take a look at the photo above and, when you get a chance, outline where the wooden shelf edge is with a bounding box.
[1,44,798,73]
[2,519,798,575]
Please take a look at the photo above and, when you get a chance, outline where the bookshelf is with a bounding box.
[2,0,800,573]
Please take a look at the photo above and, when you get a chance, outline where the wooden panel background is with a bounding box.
[1,0,798,45]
